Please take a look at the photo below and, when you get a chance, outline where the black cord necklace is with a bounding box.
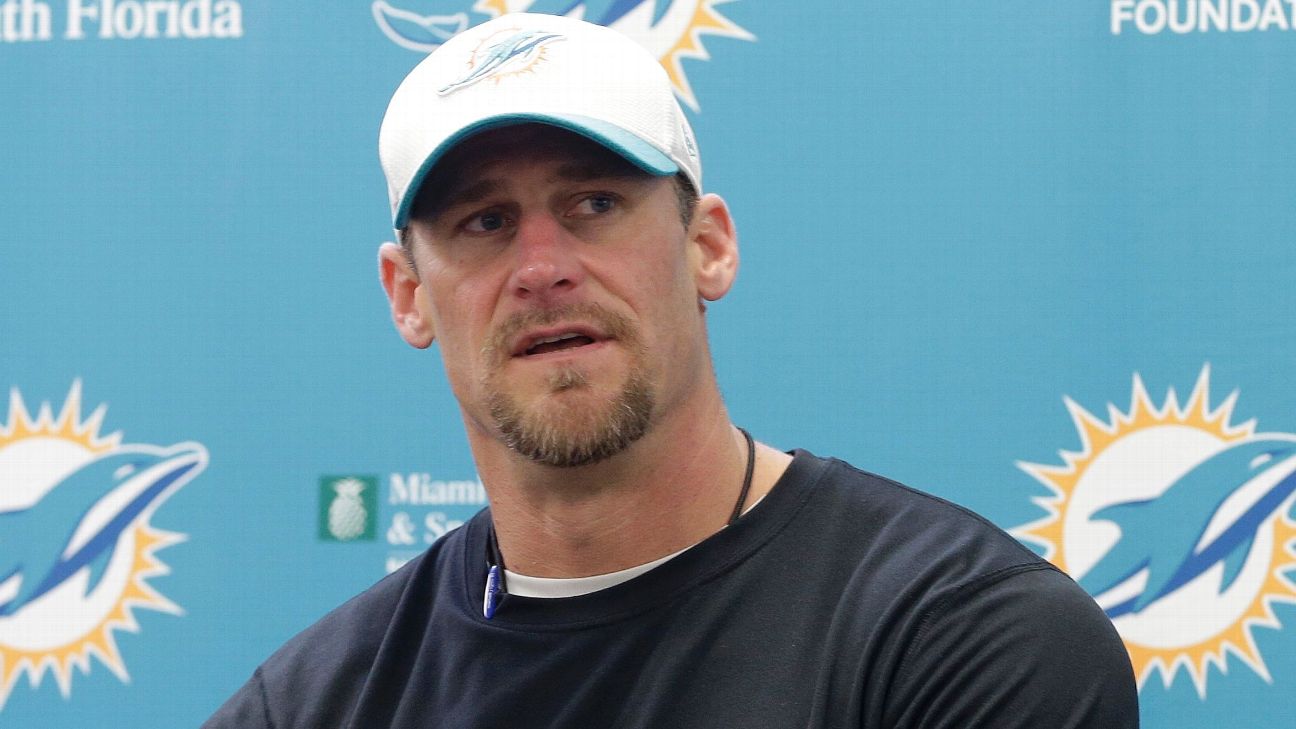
[484,427,757,619]
[728,427,756,526]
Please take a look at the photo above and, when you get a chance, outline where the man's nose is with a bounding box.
[508,212,584,300]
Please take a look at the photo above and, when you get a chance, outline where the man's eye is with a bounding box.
[573,194,616,215]
[464,211,508,233]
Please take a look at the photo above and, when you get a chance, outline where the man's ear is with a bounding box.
[688,193,739,302]
[378,241,436,349]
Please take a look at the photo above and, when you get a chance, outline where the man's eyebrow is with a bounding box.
[416,160,650,221]
[422,178,500,219]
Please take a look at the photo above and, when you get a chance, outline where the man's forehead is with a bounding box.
[411,125,657,217]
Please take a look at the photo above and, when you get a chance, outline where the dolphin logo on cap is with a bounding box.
[438,29,566,96]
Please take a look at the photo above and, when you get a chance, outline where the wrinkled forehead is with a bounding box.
[408,123,660,222]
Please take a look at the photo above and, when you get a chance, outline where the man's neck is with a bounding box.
[467,394,791,578]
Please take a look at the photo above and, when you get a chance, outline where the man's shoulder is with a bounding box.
[262,521,470,679]
[798,451,1041,550]
[784,450,1053,594]
[204,518,477,728]
[262,555,424,676]
[776,453,1137,725]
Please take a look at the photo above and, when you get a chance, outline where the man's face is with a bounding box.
[397,126,715,467]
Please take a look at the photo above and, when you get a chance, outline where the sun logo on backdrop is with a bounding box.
[373,0,753,110]
[1012,365,1296,697]
[0,382,207,709]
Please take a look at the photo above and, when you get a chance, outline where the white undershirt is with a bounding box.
[503,545,691,598]
[501,492,768,599]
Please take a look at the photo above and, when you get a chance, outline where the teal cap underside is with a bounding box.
[393,113,679,229]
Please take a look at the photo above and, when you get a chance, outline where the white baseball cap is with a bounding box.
[379,12,702,230]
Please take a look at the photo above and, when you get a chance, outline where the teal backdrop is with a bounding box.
[3,1,1295,726]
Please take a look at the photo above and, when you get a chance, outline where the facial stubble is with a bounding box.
[482,303,655,467]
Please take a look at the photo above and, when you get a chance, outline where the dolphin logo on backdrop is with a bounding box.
[0,382,207,710]
[372,0,754,110]
[1012,365,1296,697]
[0,446,204,617]
[518,0,671,26]
[372,1,469,50]
[1079,438,1296,619]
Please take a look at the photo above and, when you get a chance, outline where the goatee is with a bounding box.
[482,303,655,467]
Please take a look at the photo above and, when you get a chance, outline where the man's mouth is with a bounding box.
[524,332,597,356]
[513,326,605,358]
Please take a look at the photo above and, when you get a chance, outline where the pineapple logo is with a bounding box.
[319,476,377,542]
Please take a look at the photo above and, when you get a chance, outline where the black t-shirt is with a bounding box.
[205,451,1138,728]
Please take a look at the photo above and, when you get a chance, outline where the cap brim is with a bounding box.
[393,113,679,229]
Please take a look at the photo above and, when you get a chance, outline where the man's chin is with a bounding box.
[487,376,654,468]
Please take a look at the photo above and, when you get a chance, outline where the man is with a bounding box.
[206,12,1138,728]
